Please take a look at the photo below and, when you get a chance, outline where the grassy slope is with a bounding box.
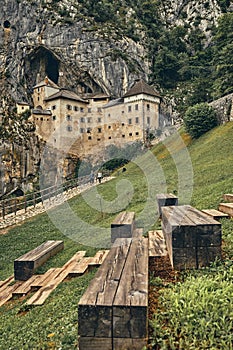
[0,122,232,349]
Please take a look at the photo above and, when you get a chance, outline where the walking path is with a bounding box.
[0,177,113,231]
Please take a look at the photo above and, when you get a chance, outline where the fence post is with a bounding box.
[24,196,27,213]
[2,200,5,219]
[14,198,17,216]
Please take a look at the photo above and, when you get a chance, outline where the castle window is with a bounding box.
[98,107,102,112]
[80,117,85,123]
[98,127,102,133]
[122,123,125,126]
[80,107,84,113]
[37,88,40,92]
[74,106,79,111]
[122,134,125,138]
[122,111,124,114]
[40,117,43,121]
[88,108,92,113]
[147,117,150,125]
[129,133,133,136]
[52,105,56,110]
[67,104,72,110]
[88,136,92,140]
[128,118,132,125]
[38,97,40,101]
[80,128,85,133]
[87,117,92,123]
[109,136,112,139]
[97,138,101,141]
[87,127,92,133]
[108,125,111,129]
[128,106,132,112]
[53,115,56,121]
[66,115,72,121]
[147,104,150,111]
[135,104,138,111]
[135,132,139,136]
[67,125,72,132]
[98,117,102,123]
[108,113,111,117]
[135,117,139,124]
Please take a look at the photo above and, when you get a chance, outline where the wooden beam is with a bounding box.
[223,193,233,202]
[202,209,229,221]
[78,239,132,338]
[219,203,233,217]
[14,240,64,281]
[148,230,167,257]
[111,211,135,243]
[26,251,86,305]
[113,237,148,339]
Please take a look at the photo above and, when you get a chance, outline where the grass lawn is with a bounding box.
[0,122,233,349]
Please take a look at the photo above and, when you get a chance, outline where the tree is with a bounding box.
[183,103,218,139]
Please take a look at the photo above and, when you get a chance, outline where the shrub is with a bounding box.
[183,103,218,139]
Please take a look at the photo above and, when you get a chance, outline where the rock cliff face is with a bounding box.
[0,0,148,107]
[0,0,224,107]
[0,0,228,195]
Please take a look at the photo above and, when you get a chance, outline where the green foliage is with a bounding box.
[183,103,218,139]
[212,12,233,98]
[0,122,233,347]
[150,263,233,349]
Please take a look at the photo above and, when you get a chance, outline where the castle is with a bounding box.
[29,77,161,158]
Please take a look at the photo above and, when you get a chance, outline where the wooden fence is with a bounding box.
[0,176,90,220]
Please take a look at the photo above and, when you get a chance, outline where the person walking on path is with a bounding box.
[97,172,102,183]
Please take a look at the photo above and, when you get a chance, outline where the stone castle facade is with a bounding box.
[30,77,161,158]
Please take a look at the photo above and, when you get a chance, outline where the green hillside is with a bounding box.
[0,122,232,349]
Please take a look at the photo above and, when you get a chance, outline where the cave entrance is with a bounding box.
[3,20,11,29]
[46,52,59,84]
[29,47,60,85]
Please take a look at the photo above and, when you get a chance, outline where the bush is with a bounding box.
[183,103,218,139]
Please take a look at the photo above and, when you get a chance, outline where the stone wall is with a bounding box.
[209,93,233,124]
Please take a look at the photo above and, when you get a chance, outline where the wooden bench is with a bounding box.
[223,193,233,202]
[218,203,233,217]
[78,236,148,350]
[161,205,222,270]
[202,209,229,221]
[156,193,178,217]
[14,240,64,281]
[111,211,135,243]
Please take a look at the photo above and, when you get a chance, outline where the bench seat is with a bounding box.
[14,240,64,281]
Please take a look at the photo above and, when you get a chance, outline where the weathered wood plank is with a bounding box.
[148,230,167,257]
[0,275,14,289]
[161,205,222,270]
[156,193,178,217]
[111,211,135,243]
[12,275,40,296]
[78,337,112,350]
[0,282,22,307]
[113,337,147,350]
[78,238,132,338]
[219,203,233,217]
[69,257,93,276]
[133,228,144,238]
[113,237,148,339]
[202,209,229,221]
[30,268,60,289]
[14,240,64,281]
[88,250,110,268]
[223,193,233,202]
[27,251,86,305]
